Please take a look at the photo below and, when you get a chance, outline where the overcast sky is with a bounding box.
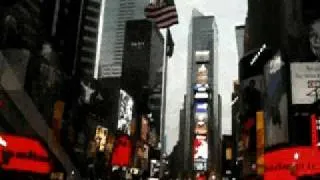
[164,0,248,153]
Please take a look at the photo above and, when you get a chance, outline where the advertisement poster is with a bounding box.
[111,134,132,167]
[196,64,208,84]
[195,50,210,63]
[240,75,264,151]
[290,62,320,105]
[193,135,208,159]
[94,125,108,152]
[264,52,289,147]
[117,89,134,135]
[194,121,208,135]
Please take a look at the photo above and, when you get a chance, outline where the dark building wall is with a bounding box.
[121,19,163,113]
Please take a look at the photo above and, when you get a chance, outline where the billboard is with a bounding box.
[290,62,320,105]
[264,52,289,147]
[194,121,208,135]
[194,158,207,171]
[117,89,134,135]
[195,112,208,122]
[195,50,210,63]
[94,125,108,152]
[111,134,132,167]
[196,64,208,84]
[193,135,208,159]
[193,84,209,92]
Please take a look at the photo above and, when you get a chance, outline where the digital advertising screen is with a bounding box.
[117,89,134,135]
[195,112,208,122]
[196,64,208,84]
[94,125,108,152]
[264,51,289,148]
[194,121,208,135]
[111,134,132,167]
[195,50,210,63]
[194,158,207,171]
[194,84,210,92]
[193,135,208,159]
[195,102,208,122]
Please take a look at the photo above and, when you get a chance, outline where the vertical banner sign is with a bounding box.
[311,114,319,148]
[256,111,264,175]
[53,100,65,144]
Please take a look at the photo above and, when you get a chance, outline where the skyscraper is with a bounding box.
[77,0,149,79]
[185,9,219,177]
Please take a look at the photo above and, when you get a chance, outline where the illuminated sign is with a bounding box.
[111,134,132,167]
[193,135,208,159]
[264,147,320,179]
[195,50,210,63]
[196,65,208,84]
[0,134,52,174]
[194,92,209,100]
[195,112,208,122]
[194,84,210,92]
[94,125,108,152]
[194,158,207,171]
[194,121,208,135]
[195,103,208,112]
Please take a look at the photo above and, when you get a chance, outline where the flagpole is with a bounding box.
[159,28,169,179]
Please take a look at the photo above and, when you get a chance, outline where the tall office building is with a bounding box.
[78,0,149,78]
[235,25,245,60]
[185,9,219,177]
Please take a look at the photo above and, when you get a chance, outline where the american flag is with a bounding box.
[144,0,179,29]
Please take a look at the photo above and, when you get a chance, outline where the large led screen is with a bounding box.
[94,125,108,152]
[285,0,320,63]
[196,64,208,84]
[194,158,207,171]
[193,135,208,159]
[117,89,134,135]
[194,84,209,92]
[111,134,132,167]
[290,62,320,105]
[194,121,208,135]
[195,50,210,63]
[264,52,289,147]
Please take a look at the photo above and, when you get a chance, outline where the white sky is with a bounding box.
[164,0,248,153]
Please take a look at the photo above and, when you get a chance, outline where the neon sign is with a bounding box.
[264,147,320,179]
[0,134,52,174]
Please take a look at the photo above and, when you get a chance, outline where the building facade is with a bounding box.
[185,9,220,178]
[77,0,149,79]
